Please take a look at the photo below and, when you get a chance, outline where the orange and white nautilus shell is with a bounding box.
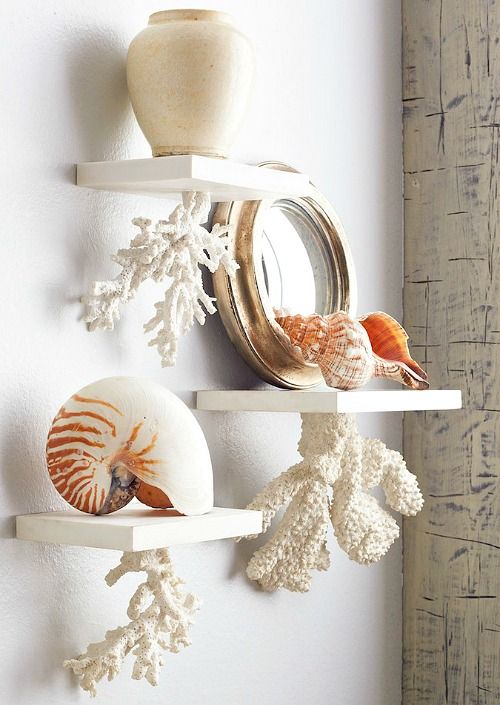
[276,310,428,391]
[46,377,213,515]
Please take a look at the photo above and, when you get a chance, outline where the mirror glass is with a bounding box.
[260,200,335,315]
[212,164,356,389]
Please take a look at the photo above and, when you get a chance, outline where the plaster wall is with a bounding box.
[0,1,403,703]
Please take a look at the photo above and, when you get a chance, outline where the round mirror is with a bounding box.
[259,199,337,315]
[212,163,357,389]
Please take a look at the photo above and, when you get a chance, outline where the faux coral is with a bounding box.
[64,548,200,696]
[242,413,423,592]
[83,191,238,366]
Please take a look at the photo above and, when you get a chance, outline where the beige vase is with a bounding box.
[127,9,254,158]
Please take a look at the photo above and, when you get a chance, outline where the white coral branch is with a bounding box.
[360,439,424,516]
[242,413,424,590]
[246,479,331,592]
[83,191,239,367]
[242,462,308,535]
[64,548,200,697]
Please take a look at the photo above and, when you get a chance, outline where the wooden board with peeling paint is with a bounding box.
[402,1,500,703]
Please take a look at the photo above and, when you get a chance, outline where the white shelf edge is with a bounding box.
[196,389,463,414]
[76,154,312,202]
[16,506,263,552]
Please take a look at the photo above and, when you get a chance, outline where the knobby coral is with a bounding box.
[83,191,238,366]
[241,413,423,592]
[64,548,200,696]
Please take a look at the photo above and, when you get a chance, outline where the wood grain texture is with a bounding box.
[402,1,500,703]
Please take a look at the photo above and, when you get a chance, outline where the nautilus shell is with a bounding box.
[46,377,213,515]
[276,311,428,391]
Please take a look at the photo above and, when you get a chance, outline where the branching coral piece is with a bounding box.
[246,475,332,592]
[64,548,200,697]
[242,413,423,592]
[83,191,238,366]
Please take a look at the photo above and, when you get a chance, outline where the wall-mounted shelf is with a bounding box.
[16,506,263,552]
[76,155,312,202]
[196,389,462,414]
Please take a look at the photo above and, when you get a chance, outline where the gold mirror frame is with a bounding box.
[212,163,357,389]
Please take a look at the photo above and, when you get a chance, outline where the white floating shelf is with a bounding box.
[76,155,312,202]
[16,506,263,552]
[196,389,462,414]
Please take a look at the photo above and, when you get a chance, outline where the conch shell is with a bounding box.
[276,311,428,391]
[358,311,428,390]
[46,377,213,515]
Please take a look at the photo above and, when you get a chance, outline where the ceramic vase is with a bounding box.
[127,9,254,158]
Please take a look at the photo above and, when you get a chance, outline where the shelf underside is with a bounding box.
[76,155,312,202]
[16,507,263,552]
[196,389,462,413]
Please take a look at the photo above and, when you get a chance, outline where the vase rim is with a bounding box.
[148,9,235,26]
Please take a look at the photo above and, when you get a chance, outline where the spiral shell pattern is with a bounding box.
[276,311,428,391]
[46,377,213,515]
[276,312,375,390]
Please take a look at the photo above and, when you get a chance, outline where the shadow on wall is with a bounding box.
[65,25,133,161]
[0,384,60,540]
[54,25,138,359]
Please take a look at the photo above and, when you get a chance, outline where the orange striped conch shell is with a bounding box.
[46,377,213,515]
[276,311,428,391]
[358,311,428,390]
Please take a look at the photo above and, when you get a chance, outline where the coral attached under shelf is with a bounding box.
[64,549,200,696]
[241,412,424,592]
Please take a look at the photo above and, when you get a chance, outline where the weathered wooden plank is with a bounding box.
[402,1,500,703]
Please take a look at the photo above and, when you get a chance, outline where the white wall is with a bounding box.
[0,1,403,704]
